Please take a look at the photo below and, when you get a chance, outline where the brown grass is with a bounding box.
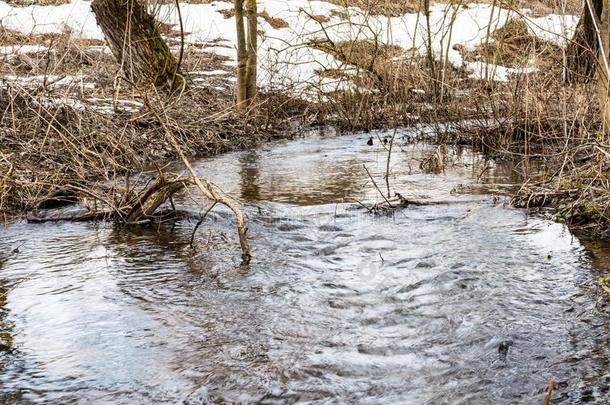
[455,18,561,68]
[216,8,290,29]
[0,27,105,47]
[258,10,290,29]
[323,0,580,17]
[323,0,421,17]
[307,14,607,236]
[3,0,68,6]
[0,31,309,217]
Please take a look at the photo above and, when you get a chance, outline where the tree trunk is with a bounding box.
[245,0,258,102]
[565,0,610,131]
[596,0,610,131]
[566,0,603,82]
[423,0,437,96]
[91,0,182,90]
[235,0,248,108]
[234,0,257,110]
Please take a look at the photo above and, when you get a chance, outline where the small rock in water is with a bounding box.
[277,223,303,231]
[498,340,513,362]
[318,224,342,232]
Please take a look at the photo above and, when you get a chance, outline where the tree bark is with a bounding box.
[234,0,257,110]
[596,0,610,131]
[91,0,182,90]
[235,0,248,108]
[245,0,258,102]
[565,0,610,131]
[423,0,437,94]
[566,0,603,82]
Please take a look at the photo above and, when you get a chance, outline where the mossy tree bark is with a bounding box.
[234,0,257,110]
[91,0,183,91]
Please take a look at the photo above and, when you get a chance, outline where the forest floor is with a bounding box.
[0,0,608,239]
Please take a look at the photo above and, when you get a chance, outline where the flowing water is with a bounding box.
[0,129,609,404]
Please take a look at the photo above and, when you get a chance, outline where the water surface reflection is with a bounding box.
[0,130,609,403]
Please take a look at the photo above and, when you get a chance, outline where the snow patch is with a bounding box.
[0,0,579,93]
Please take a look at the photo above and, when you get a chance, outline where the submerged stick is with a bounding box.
[190,202,217,247]
[543,380,555,405]
[384,128,397,198]
[363,164,393,208]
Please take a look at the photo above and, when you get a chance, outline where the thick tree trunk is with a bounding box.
[91,0,182,90]
[566,0,603,82]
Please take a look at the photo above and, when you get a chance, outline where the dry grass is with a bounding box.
[3,0,68,6]
[0,31,308,217]
[306,5,608,237]
[500,0,581,16]
[455,18,561,68]
[217,8,290,29]
[323,0,421,16]
[0,85,304,216]
[258,10,290,29]
[311,37,470,128]
[323,0,581,17]
[0,28,62,45]
[0,26,105,47]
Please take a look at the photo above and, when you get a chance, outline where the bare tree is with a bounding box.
[91,0,184,91]
[235,0,257,109]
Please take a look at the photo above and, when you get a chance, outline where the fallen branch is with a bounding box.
[142,95,252,263]
[27,176,191,223]
[124,176,190,222]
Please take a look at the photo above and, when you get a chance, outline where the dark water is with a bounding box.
[0,129,609,404]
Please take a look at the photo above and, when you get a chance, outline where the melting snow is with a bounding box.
[0,44,48,54]
[0,0,579,93]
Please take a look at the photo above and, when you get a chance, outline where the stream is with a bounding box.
[0,128,609,403]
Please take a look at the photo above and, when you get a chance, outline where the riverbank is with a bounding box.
[0,0,608,238]
[0,26,312,216]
